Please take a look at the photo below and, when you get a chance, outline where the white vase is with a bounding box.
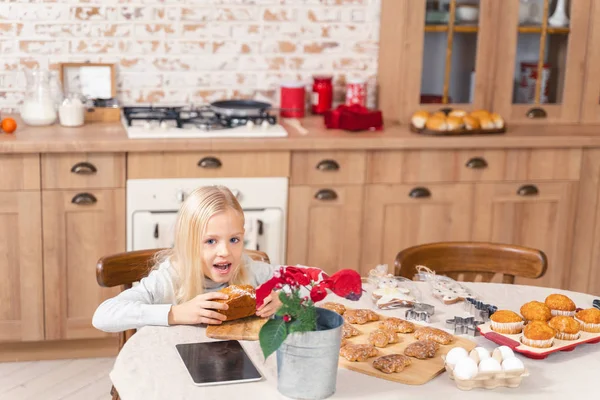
[548,0,569,27]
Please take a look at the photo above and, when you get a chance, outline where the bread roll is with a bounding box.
[479,116,496,130]
[411,110,430,129]
[432,111,447,118]
[491,112,505,129]
[425,116,448,131]
[448,109,467,118]
[446,116,464,131]
[470,109,491,120]
[463,115,480,130]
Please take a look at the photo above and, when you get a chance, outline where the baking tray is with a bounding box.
[410,124,506,136]
[477,322,600,359]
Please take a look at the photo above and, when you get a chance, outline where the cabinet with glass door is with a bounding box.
[492,0,591,123]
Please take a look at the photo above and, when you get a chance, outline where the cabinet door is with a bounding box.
[581,1,600,123]
[378,0,499,123]
[0,191,44,342]
[286,186,363,275]
[493,0,591,123]
[361,184,474,276]
[472,182,577,289]
[43,189,125,340]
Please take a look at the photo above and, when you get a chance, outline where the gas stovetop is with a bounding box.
[122,105,288,139]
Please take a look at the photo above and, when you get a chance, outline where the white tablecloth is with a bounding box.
[110,282,600,400]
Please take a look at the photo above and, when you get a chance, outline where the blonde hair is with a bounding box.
[155,185,249,304]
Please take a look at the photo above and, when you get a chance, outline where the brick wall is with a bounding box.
[0,0,381,112]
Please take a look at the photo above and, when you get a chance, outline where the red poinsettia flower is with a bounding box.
[309,282,329,303]
[322,270,363,300]
[255,275,284,308]
[281,266,312,286]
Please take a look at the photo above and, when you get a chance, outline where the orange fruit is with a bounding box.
[1,118,17,134]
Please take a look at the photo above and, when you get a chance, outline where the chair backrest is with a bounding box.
[96,248,271,289]
[394,242,547,284]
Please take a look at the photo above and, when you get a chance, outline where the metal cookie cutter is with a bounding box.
[446,316,484,336]
[593,299,600,310]
[464,297,498,322]
[405,303,435,323]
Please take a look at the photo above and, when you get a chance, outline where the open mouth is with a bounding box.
[213,262,232,275]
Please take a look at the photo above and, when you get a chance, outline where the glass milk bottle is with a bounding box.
[20,69,58,126]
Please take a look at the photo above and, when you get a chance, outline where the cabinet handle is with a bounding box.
[314,189,338,201]
[526,108,547,119]
[409,187,431,198]
[70,162,97,175]
[517,184,539,196]
[71,193,97,205]
[197,157,222,169]
[316,159,340,171]
[465,157,488,169]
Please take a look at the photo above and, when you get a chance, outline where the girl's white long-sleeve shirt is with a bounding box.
[92,255,277,333]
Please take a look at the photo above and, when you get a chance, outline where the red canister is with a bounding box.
[311,75,333,114]
[280,81,305,118]
[345,78,367,107]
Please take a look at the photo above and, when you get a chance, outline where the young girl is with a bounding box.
[92,185,282,333]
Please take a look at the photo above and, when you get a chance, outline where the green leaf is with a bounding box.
[259,318,288,359]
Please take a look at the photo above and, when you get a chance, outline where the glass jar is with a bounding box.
[20,69,58,126]
[311,75,333,114]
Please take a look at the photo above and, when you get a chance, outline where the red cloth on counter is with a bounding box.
[324,104,383,132]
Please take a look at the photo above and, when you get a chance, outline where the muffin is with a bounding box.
[411,110,430,129]
[520,301,552,323]
[575,308,600,333]
[522,321,556,348]
[545,294,577,317]
[425,116,448,131]
[548,316,581,340]
[463,115,481,130]
[490,310,524,334]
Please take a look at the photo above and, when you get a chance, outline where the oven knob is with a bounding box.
[176,190,186,203]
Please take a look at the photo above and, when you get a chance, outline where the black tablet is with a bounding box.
[175,340,263,387]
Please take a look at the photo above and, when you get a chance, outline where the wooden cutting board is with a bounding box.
[339,314,477,386]
[205,316,268,341]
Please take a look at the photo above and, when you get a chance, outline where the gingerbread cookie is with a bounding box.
[344,309,380,325]
[320,302,347,315]
[368,328,400,348]
[342,323,360,339]
[414,326,454,345]
[404,340,439,359]
[372,354,412,374]
[339,343,379,362]
[379,317,415,333]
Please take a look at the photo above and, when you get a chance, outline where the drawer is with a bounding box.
[0,154,40,190]
[367,149,582,184]
[291,151,366,185]
[41,153,126,189]
[127,151,290,179]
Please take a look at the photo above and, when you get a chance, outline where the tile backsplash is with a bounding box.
[0,0,381,112]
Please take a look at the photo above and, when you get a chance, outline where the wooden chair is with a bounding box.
[394,242,547,284]
[95,248,270,400]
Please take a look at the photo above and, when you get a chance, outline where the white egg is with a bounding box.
[474,347,491,360]
[453,357,479,380]
[502,357,525,373]
[491,348,503,363]
[478,357,502,373]
[445,347,469,367]
[468,349,480,363]
[498,345,515,360]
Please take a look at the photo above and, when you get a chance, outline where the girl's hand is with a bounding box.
[256,290,282,318]
[168,292,229,325]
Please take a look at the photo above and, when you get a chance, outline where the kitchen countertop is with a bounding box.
[2,114,600,153]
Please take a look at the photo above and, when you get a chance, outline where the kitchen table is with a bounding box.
[109,282,600,400]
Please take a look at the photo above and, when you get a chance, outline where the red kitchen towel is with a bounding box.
[324,104,383,132]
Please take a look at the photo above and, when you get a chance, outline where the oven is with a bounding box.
[127,177,288,265]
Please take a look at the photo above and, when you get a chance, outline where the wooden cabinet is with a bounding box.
[0,191,44,342]
[42,189,125,340]
[286,186,363,275]
[361,183,474,276]
[472,181,578,289]
[379,0,595,124]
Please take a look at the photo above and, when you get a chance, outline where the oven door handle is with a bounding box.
[197,157,222,169]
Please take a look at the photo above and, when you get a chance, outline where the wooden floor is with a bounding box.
[0,358,114,400]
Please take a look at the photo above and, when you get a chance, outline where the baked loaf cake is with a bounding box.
[215,284,256,321]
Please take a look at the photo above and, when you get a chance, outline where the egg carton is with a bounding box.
[444,363,529,391]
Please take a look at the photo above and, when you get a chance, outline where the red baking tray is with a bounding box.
[477,322,600,359]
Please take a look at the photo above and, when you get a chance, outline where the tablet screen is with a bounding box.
[175,340,263,387]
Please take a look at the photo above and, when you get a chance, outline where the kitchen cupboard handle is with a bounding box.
[465,157,488,169]
[70,162,97,175]
[71,193,97,205]
[517,184,539,196]
[526,108,547,119]
[409,187,431,199]
[314,189,338,201]
[316,159,340,171]
[197,157,222,169]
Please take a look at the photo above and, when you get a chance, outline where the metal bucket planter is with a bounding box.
[276,307,344,400]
